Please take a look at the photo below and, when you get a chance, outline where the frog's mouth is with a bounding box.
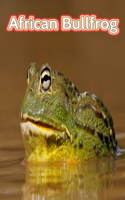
[21,120,56,138]
[20,112,72,142]
[20,112,62,138]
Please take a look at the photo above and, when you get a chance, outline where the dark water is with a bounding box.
[0,131,125,200]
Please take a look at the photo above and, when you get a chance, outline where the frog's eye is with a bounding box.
[40,67,51,92]
[27,62,39,85]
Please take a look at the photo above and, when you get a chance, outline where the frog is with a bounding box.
[20,62,118,162]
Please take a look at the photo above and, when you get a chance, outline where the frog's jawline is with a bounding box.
[20,112,61,132]
[20,120,62,139]
[21,118,57,131]
[20,113,72,141]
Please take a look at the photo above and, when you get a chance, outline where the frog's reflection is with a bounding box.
[22,156,115,200]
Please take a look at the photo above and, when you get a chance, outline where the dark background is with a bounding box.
[0,0,125,149]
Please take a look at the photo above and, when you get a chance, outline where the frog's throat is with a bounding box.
[20,112,73,143]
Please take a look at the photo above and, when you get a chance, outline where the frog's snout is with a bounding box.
[19,111,28,122]
[19,111,23,120]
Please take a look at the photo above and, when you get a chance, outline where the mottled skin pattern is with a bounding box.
[20,62,118,162]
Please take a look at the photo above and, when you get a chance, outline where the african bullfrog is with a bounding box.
[20,62,118,162]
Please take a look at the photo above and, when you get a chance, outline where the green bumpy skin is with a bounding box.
[20,62,118,162]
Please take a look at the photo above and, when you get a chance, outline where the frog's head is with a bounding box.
[20,62,76,162]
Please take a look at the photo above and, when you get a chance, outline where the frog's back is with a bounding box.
[52,71,118,159]
[72,91,118,159]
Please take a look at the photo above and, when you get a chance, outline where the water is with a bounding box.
[0,130,125,200]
